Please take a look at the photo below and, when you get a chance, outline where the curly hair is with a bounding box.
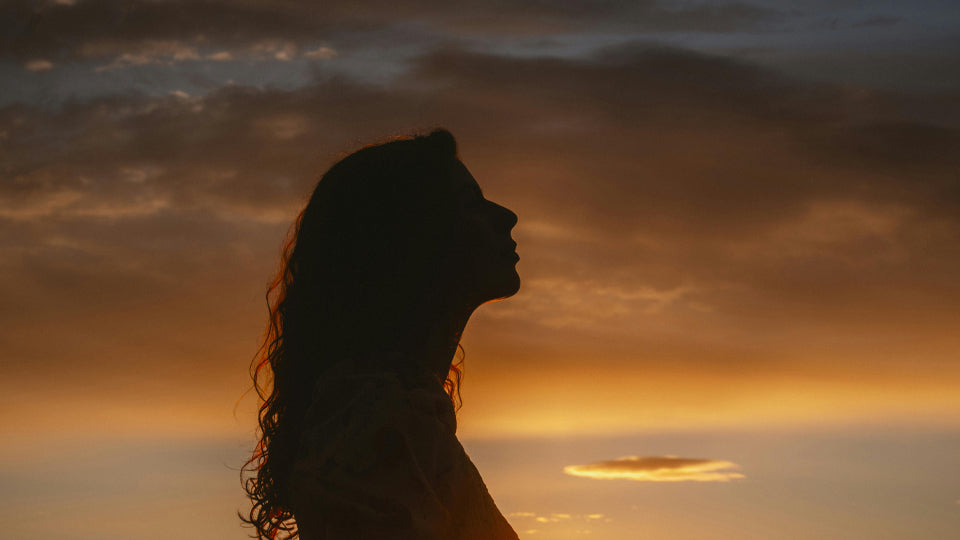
[241,129,464,539]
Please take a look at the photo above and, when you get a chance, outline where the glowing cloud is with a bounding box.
[92,40,201,71]
[564,456,744,482]
[303,46,337,60]
[25,59,54,71]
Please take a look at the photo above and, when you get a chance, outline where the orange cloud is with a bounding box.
[505,511,609,536]
[24,59,54,71]
[564,456,744,482]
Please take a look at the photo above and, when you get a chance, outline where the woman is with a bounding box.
[243,129,521,539]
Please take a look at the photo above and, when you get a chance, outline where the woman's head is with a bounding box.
[243,128,518,539]
[285,128,518,362]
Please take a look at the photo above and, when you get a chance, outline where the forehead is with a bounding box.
[445,159,481,192]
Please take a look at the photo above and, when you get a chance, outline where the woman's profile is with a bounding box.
[243,129,521,539]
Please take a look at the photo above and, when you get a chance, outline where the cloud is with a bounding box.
[303,46,337,60]
[484,278,694,329]
[1,0,335,62]
[0,0,781,64]
[564,456,745,482]
[90,40,201,71]
[246,39,300,62]
[506,511,610,533]
[206,51,233,61]
[2,42,959,415]
[82,38,335,71]
[24,59,54,71]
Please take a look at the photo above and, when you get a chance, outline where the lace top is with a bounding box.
[288,363,518,540]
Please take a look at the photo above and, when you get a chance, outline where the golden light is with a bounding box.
[563,456,745,482]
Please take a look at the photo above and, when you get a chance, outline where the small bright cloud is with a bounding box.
[25,59,54,72]
[207,51,234,61]
[564,456,745,482]
[237,39,300,61]
[531,514,572,523]
[303,46,337,60]
[94,41,200,71]
[508,512,608,528]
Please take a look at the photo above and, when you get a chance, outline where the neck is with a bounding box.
[421,301,476,380]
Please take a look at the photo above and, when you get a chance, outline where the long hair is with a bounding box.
[242,129,464,539]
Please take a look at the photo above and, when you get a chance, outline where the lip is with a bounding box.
[505,242,519,262]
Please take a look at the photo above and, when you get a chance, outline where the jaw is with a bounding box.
[474,268,521,308]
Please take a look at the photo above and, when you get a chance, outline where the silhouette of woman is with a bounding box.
[243,129,521,539]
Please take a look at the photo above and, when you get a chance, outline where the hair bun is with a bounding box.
[422,128,457,157]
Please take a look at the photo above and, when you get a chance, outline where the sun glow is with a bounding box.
[563,456,744,482]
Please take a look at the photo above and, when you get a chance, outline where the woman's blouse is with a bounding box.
[288,364,519,539]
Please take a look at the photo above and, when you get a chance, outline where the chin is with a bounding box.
[468,263,521,305]
[489,270,521,302]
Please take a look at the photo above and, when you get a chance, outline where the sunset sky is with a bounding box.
[2,1,959,538]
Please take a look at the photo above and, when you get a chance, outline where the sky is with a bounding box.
[2,0,959,538]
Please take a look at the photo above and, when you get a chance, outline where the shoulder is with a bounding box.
[295,368,456,474]
[288,370,462,537]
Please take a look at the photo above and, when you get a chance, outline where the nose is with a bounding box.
[491,201,518,230]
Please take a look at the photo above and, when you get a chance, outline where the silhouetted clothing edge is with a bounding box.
[288,362,518,539]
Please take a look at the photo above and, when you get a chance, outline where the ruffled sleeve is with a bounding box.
[288,368,517,540]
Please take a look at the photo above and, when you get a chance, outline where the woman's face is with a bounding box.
[444,159,520,305]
